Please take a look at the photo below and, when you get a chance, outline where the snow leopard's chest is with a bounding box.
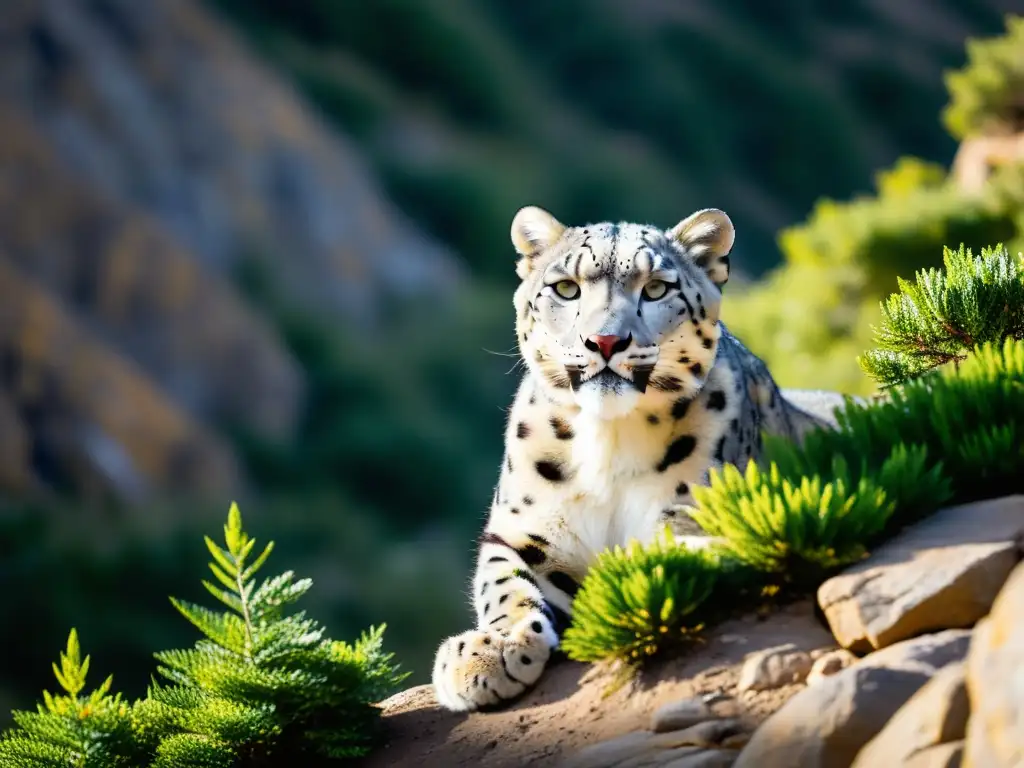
[494,360,745,576]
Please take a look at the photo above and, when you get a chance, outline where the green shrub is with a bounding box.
[145,503,405,764]
[839,337,1024,505]
[559,529,720,666]
[860,244,1024,387]
[764,432,951,533]
[0,504,407,767]
[0,630,142,767]
[689,444,948,587]
[0,492,471,729]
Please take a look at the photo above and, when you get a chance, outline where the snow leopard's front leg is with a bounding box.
[432,530,563,712]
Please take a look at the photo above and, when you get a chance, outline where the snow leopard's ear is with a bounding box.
[511,206,566,279]
[667,208,735,288]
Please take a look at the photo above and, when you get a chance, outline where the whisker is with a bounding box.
[482,347,521,359]
[504,359,525,376]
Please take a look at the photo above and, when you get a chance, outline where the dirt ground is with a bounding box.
[358,600,835,768]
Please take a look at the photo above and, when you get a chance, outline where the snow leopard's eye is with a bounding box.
[641,280,669,301]
[553,280,581,300]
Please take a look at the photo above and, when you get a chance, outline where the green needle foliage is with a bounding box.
[141,502,408,766]
[860,244,1024,387]
[0,630,142,768]
[689,444,948,587]
[761,431,953,533]
[560,529,719,667]
[0,504,407,767]
[842,337,1024,505]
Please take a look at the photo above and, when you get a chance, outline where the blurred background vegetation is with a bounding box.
[1,0,1023,724]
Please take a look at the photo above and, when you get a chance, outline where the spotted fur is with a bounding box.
[431,206,832,712]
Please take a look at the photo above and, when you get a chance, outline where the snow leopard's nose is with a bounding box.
[585,333,632,361]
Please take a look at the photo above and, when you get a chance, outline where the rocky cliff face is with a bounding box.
[0,0,464,500]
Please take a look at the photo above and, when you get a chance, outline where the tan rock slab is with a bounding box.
[852,661,968,767]
[734,629,972,768]
[818,496,1024,652]
[964,559,1024,768]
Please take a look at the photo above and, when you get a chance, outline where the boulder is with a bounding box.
[964,560,1024,767]
[852,661,968,767]
[733,629,972,768]
[818,496,1024,652]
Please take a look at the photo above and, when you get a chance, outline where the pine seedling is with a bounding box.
[0,630,141,767]
[561,529,719,669]
[145,502,408,766]
[860,244,1024,387]
[1,504,409,767]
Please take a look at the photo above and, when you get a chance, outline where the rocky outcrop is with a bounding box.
[560,720,748,768]
[359,601,834,768]
[963,559,1024,767]
[817,496,1024,652]
[734,630,972,768]
[0,0,465,499]
[0,107,302,442]
[0,254,241,499]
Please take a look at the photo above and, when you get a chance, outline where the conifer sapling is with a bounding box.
[859,244,1024,387]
